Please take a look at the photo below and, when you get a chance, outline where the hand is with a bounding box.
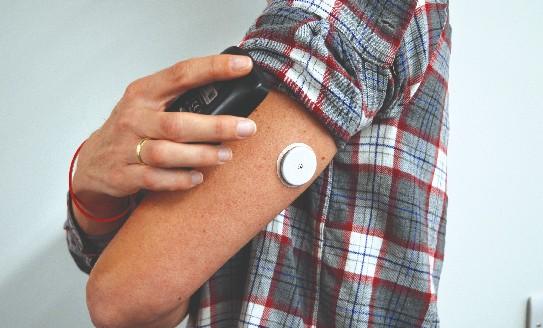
[72,54,257,200]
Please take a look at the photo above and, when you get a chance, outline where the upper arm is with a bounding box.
[86,89,337,326]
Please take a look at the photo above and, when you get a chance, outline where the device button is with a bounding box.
[277,143,317,187]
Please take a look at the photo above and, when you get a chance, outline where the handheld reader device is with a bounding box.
[166,46,318,188]
[165,46,271,117]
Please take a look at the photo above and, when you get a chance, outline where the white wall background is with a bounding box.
[0,1,541,327]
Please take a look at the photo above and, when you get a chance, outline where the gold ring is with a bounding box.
[136,137,151,165]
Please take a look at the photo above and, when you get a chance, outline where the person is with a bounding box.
[64,0,451,327]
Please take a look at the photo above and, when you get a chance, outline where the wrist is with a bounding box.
[73,189,130,218]
[69,139,132,223]
[69,192,130,236]
[69,185,133,235]
[72,172,129,216]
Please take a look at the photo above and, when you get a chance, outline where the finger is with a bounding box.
[131,139,233,167]
[127,165,204,192]
[135,109,257,142]
[144,54,253,101]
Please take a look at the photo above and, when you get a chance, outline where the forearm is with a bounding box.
[62,44,262,326]
[64,190,128,274]
[64,188,190,327]
[63,183,135,274]
[146,302,188,328]
[120,301,188,328]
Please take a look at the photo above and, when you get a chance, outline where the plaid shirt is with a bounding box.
[64,0,451,326]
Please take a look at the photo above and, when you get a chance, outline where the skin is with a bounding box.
[86,88,337,328]
[73,53,338,327]
[70,54,260,326]
[71,54,258,235]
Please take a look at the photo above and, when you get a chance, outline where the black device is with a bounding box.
[165,46,271,117]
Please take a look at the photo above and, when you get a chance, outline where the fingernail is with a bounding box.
[231,56,252,71]
[236,119,257,137]
[191,171,204,185]
[218,147,232,163]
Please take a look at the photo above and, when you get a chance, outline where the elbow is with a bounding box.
[86,271,184,328]
[86,276,135,328]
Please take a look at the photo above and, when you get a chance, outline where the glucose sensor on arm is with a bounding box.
[276,143,317,188]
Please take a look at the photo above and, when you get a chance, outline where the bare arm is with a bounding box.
[64,54,258,327]
[86,88,337,327]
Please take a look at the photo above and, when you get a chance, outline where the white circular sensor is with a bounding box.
[277,143,317,187]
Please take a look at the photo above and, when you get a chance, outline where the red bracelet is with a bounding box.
[69,139,132,223]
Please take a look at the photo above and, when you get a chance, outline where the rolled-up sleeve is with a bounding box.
[238,0,417,149]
